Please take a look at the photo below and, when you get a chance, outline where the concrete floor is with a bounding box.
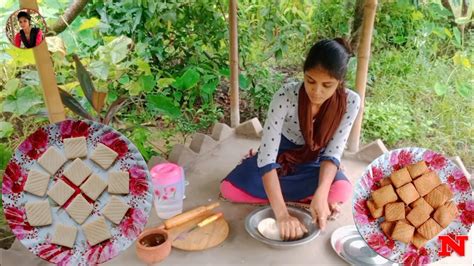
[1,131,472,265]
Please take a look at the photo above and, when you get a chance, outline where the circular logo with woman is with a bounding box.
[5,8,47,49]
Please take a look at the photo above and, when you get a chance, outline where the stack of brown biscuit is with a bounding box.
[366,160,458,249]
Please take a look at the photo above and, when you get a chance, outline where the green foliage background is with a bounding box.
[0,0,472,168]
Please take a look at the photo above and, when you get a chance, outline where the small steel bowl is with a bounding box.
[245,206,320,249]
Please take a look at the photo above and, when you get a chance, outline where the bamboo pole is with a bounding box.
[229,0,240,128]
[347,0,377,152]
[19,0,66,123]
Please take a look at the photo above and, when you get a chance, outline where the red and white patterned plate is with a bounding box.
[2,119,153,265]
[352,147,472,265]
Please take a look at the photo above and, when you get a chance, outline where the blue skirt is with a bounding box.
[223,135,348,201]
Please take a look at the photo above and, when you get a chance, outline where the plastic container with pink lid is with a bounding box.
[150,163,186,219]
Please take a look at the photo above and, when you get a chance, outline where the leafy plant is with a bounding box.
[362,102,418,146]
[59,54,127,124]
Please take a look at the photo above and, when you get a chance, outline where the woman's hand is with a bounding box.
[310,188,331,231]
[275,212,308,241]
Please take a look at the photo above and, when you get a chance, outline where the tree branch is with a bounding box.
[46,0,89,36]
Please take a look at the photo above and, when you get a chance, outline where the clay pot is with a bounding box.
[136,227,171,264]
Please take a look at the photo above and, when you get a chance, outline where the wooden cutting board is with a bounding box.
[167,210,229,251]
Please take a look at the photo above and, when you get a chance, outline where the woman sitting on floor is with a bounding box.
[220,38,361,240]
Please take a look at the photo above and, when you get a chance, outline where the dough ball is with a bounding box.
[257,218,282,241]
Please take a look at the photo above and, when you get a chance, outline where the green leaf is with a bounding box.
[453,27,461,46]
[0,122,13,138]
[139,75,156,92]
[108,36,133,64]
[73,54,96,106]
[88,60,109,81]
[59,88,94,120]
[201,79,219,95]
[2,87,43,115]
[0,78,20,97]
[127,81,142,96]
[157,78,175,89]
[135,58,151,75]
[146,94,181,118]
[456,82,471,98]
[173,68,200,90]
[239,74,250,89]
[434,82,447,96]
[21,70,40,86]
[78,17,101,31]
[219,67,230,78]
[118,74,130,85]
[0,144,12,170]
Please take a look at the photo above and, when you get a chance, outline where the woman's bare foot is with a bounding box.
[328,202,342,220]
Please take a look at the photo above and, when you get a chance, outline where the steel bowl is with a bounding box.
[245,206,320,249]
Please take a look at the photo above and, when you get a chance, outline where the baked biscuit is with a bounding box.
[381,220,395,237]
[372,185,398,208]
[410,197,434,215]
[63,137,87,159]
[391,221,415,244]
[25,200,52,226]
[379,178,392,187]
[390,168,412,188]
[37,147,67,175]
[406,205,431,228]
[433,201,458,228]
[66,194,93,224]
[90,143,119,170]
[51,224,77,248]
[108,171,129,194]
[407,161,429,178]
[102,196,129,224]
[367,199,384,219]
[396,183,420,205]
[413,171,441,197]
[385,202,405,221]
[24,169,50,197]
[63,158,92,186]
[80,174,107,201]
[412,232,429,249]
[82,217,111,246]
[424,185,449,209]
[417,218,443,240]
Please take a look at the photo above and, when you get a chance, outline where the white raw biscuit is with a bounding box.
[47,179,75,206]
[257,218,282,241]
[66,194,93,224]
[80,174,107,201]
[25,200,52,226]
[108,171,129,194]
[82,217,111,246]
[64,137,87,159]
[51,224,78,248]
[90,143,118,170]
[24,169,50,197]
[63,158,92,186]
[102,196,129,224]
[37,146,67,175]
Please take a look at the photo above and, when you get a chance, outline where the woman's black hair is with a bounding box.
[17,11,31,21]
[303,38,353,81]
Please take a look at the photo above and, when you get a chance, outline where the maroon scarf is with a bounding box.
[276,84,347,176]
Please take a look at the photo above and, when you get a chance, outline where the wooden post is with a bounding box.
[19,0,66,123]
[229,0,240,128]
[347,0,377,152]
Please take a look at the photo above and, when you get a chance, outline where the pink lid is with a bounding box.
[150,163,183,186]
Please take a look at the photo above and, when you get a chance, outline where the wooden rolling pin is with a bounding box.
[159,202,220,230]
